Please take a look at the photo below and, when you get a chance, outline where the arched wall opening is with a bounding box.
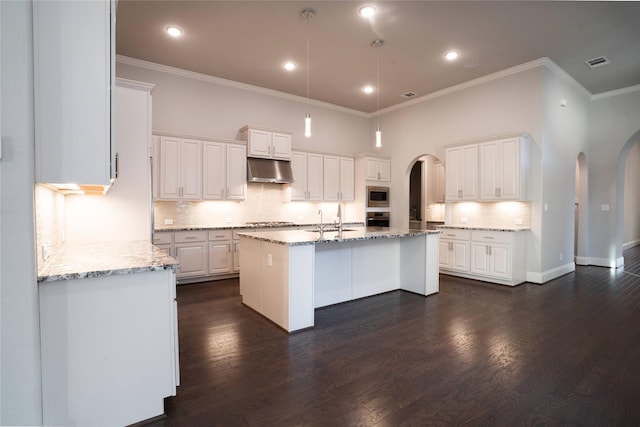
[615,129,640,266]
[407,154,444,230]
[575,152,589,265]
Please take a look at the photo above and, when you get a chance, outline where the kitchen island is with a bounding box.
[238,227,440,332]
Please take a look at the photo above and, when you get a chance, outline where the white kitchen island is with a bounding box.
[238,227,440,332]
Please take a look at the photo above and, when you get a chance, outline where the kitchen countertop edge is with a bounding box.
[437,225,531,232]
[155,222,365,232]
[37,240,180,283]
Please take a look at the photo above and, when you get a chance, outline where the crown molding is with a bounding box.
[541,57,592,99]
[116,55,370,118]
[591,84,640,101]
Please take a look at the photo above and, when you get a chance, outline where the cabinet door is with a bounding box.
[156,244,173,257]
[434,162,445,203]
[461,145,478,199]
[490,244,511,279]
[479,141,499,200]
[226,144,247,200]
[33,0,113,185]
[290,152,308,200]
[152,136,160,199]
[175,243,207,278]
[339,157,355,201]
[445,147,461,200]
[323,155,340,201]
[452,241,470,271]
[271,133,292,159]
[307,153,324,201]
[233,241,241,272]
[208,242,232,274]
[366,158,380,180]
[378,159,391,181]
[439,240,452,268]
[202,142,225,200]
[159,137,182,199]
[180,139,202,200]
[470,242,491,275]
[247,129,272,158]
[499,138,520,199]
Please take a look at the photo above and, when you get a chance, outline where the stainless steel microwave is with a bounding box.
[367,186,390,207]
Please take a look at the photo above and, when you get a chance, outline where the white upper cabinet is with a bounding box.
[324,155,354,202]
[445,144,478,201]
[365,157,391,181]
[158,137,202,200]
[291,151,323,201]
[240,126,292,160]
[33,0,115,186]
[434,162,445,203]
[479,137,526,200]
[202,142,247,200]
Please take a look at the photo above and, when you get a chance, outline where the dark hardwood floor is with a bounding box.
[149,246,640,426]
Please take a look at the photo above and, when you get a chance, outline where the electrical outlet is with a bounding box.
[514,218,524,225]
[164,218,174,225]
[267,254,273,266]
[560,253,563,261]
[460,217,468,223]
[601,204,610,212]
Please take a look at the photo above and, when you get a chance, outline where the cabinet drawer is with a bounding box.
[471,230,512,244]
[439,229,470,241]
[174,231,207,243]
[153,232,173,245]
[208,230,232,241]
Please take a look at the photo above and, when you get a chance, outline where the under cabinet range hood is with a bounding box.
[247,158,295,184]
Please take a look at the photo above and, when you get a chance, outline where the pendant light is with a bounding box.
[301,8,315,138]
[372,39,384,148]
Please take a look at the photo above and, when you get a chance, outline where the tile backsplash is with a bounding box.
[154,183,363,227]
[34,184,65,268]
[445,201,531,227]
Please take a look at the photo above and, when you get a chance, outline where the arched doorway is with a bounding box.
[408,154,444,229]
[615,130,640,267]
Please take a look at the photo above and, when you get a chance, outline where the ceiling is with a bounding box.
[116,1,640,114]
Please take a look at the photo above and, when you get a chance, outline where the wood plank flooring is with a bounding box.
[148,246,640,426]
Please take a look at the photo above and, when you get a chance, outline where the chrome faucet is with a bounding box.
[317,209,325,233]
[335,203,343,232]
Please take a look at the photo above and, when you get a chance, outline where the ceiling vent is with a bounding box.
[401,92,417,98]
[585,56,610,69]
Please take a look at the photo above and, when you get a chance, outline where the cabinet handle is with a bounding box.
[184,236,197,240]
[226,188,229,198]
[483,236,495,239]
[221,188,224,197]
[489,246,492,255]
[115,152,120,179]
[495,188,499,197]
[486,245,490,255]
[497,187,501,197]
[458,189,462,198]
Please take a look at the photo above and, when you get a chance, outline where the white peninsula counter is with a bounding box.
[238,227,440,332]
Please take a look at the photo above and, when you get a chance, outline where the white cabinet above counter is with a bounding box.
[240,125,292,160]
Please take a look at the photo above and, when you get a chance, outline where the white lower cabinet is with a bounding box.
[208,230,233,274]
[39,270,178,427]
[439,229,470,272]
[154,229,248,282]
[439,228,527,286]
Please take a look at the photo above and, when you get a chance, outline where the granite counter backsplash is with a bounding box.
[38,240,179,283]
[155,221,365,232]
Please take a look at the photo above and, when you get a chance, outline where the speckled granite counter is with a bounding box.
[155,221,365,232]
[37,240,180,283]
[237,227,440,246]
[437,225,530,232]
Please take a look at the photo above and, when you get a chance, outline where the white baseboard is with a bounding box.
[623,239,640,251]
[527,262,575,284]
[588,256,624,268]
[575,256,589,266]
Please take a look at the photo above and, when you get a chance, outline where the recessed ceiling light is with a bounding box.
[359,5,376,18]
[283,61,296,71]
[362,85,374,94]
[165,25,183,38]
[444,50,460,61]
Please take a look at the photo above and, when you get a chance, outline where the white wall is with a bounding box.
[116,59,371,155]
[623,142,640,249]
[540,66,590,277]
[0,1,43,424]
[376,65,544,277]
[589,90,640,266]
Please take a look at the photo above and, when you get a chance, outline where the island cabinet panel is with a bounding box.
[39,270,178,427]
[351,239,401,299]
[400,235,439,296]
[315,243,353,307]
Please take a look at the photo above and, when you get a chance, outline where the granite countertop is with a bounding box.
[436,224,531,232]
[155,221,365,232]
[236,227,440,246]
[38,240,180,283]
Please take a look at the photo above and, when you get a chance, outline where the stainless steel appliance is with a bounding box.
[367,186,390,207]
[367,211,390,227]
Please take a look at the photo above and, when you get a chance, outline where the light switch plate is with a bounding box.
[164,218,173,225]
[601,204,610,211]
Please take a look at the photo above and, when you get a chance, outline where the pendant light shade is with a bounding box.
[302,9,315,139]
[372,39,383,148]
